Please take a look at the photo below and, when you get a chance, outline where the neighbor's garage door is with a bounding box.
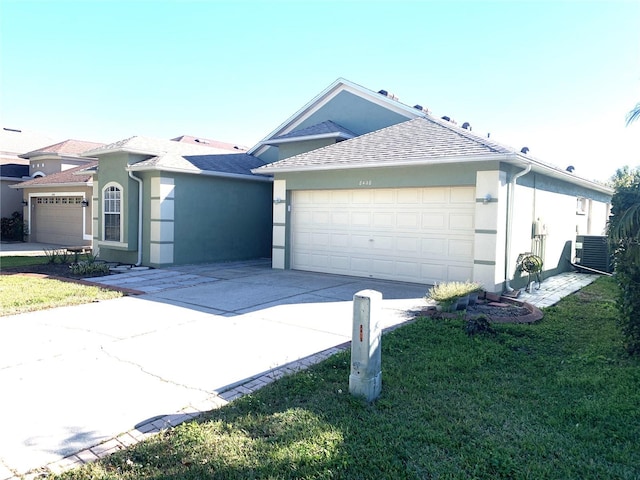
[33,196,84,245]
[291,187,475,284]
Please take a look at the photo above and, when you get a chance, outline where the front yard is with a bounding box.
[0,255,122,316]
[52,277,639,479]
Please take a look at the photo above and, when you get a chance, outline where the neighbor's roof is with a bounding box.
[254,117,611,194]
[0,127,59,156]
[20,139,105,159]
[85,136,239,157]
[12,162,97,189]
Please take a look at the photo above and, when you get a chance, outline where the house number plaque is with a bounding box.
[358,180,372,186]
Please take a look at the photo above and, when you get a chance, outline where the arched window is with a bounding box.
[103,184,122,242]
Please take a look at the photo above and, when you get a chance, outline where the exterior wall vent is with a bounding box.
[575,235,612,273]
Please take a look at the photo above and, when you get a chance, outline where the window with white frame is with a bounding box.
[103,184,122,242]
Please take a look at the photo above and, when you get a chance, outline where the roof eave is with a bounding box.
[11,181,91,189]
[252,153,514,175]
[252,153,613,194]
[127,164,273,182]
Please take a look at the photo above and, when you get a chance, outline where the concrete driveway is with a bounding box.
[0,259,429,479]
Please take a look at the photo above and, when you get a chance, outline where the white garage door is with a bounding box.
[33,196,85,246]
[291,187,475,284]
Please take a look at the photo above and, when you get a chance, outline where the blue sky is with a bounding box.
[1,0,638,182]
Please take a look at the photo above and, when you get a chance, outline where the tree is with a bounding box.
[627,102,640,126]
[608,167,640,354]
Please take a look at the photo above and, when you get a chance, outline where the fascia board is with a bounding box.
[252,153,613,195]
[252,154,513,175]
[10,181,89,189]
[127,165,273,183]
[516,155,612,194]
[91,147,162,157]
[249,78,424,157]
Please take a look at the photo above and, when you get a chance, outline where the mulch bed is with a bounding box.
[417,294,543,324]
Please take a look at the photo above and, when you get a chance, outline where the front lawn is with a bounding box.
[54,277,639,479]
[0,275,122,316]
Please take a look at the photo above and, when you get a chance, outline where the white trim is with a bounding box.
[102,181,124,243]
[96,240,128,249]
[32,171,46,178]
[26,191,91,241]
[11,181,88,189]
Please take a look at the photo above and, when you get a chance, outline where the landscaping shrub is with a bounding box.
[0,211,26,241]
[608,167,640,355]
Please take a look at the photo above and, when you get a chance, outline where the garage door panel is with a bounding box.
[421,238,447,256]
[421,213,446,229]
[449,239,474,258]
[397,189,420,204]
[397,212,419,229]
[421,188,447,203]
[396,237,419,254]
[373,189,394,204]
[330,233,349,247]
[372,212,394,228]
[331,212,349,225]
[291,187,475,284]
[450,186,475,203]
[351,212,371,226]
[449,213,474,231]
[352,190,372,204]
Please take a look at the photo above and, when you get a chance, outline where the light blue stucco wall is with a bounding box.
[170,173,273,265]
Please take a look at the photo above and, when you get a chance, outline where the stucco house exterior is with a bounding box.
[83,136,272,267]
[252,78,612,292]
[11,139,104,245]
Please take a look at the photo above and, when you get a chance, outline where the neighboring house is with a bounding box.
[83,136,272,267]
[13,163,97,245]
[11,139,105,246]
[251,78,612,292]
[0,127,60,218]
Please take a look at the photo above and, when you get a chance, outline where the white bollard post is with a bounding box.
[349,289,382,402]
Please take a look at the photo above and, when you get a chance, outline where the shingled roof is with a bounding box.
[256,117,513,173]
[130,153,269,178]
[12,162,97,188]
[20,139,105,158]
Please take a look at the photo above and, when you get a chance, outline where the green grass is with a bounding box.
[53,277,639,479]
[0,255,49,268]
[0,275,122,316]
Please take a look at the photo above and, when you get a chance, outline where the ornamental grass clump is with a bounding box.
[427,281,483,311]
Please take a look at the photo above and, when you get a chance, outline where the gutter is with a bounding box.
[127,169,143,266]
[504,163,532,292]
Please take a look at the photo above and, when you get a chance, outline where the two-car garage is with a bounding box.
[290,186,476,284]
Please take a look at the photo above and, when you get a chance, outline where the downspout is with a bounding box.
[504,163,532,292]
[128,170,143,266]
